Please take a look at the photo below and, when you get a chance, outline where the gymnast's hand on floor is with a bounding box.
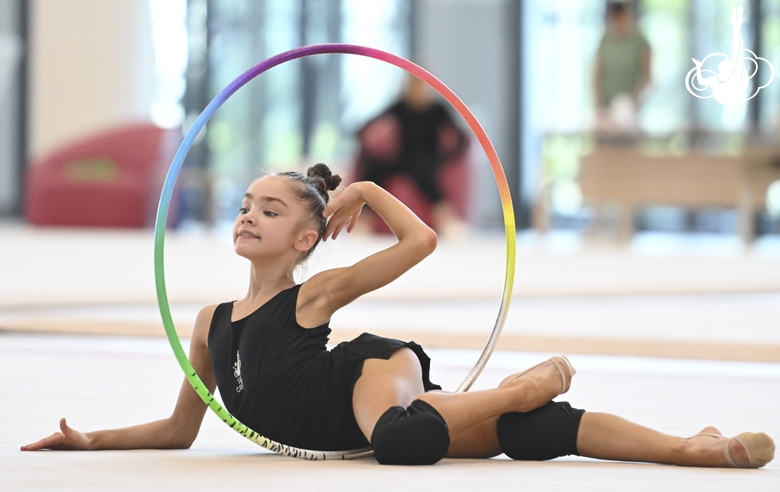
[21,418,90,451]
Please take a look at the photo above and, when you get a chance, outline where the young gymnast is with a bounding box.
[22,164,774,468]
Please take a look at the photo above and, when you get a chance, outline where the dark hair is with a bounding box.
[278,163,342,262]
[607,2,628,18]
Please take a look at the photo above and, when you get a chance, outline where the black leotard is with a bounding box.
[207,284,441,451]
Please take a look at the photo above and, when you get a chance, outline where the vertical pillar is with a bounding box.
[0,0,26,217]
[508,0,523,228]
[749,0,763,130]
[17,0,28,217]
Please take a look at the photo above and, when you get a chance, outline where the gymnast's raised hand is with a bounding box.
[322,181,365,241]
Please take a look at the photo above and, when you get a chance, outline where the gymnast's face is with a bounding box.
[233,176,319,263]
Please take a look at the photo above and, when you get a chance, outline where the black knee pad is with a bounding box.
[497,401,585,461]
[371,400,450,465]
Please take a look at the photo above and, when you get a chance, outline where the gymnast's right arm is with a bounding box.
[21,305,218,451]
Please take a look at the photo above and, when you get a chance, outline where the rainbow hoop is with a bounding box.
[154,44,516,460]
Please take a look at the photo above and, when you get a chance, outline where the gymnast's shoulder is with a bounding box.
[192,304,220,343]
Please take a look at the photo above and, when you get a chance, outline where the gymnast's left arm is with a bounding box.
[21,305,217,451]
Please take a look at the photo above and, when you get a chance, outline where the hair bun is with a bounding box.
[307,163,342,191]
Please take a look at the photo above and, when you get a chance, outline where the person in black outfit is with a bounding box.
[23,164,774,468]
[358,76,468,234]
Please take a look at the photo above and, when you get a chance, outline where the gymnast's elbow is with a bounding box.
[166,430,197,449]
[174,438,196,450]
[414,226,438,259]
[165,416,200,449]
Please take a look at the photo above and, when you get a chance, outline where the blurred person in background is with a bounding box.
[355,74,469,237]
[594,1,652,134]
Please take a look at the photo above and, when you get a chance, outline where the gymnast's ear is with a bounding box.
[294,228,320,253]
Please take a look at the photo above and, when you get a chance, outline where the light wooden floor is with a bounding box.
[3,333,778,491]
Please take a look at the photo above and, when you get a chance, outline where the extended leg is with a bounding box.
[577,412,773,467]
[355,350,773,467]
